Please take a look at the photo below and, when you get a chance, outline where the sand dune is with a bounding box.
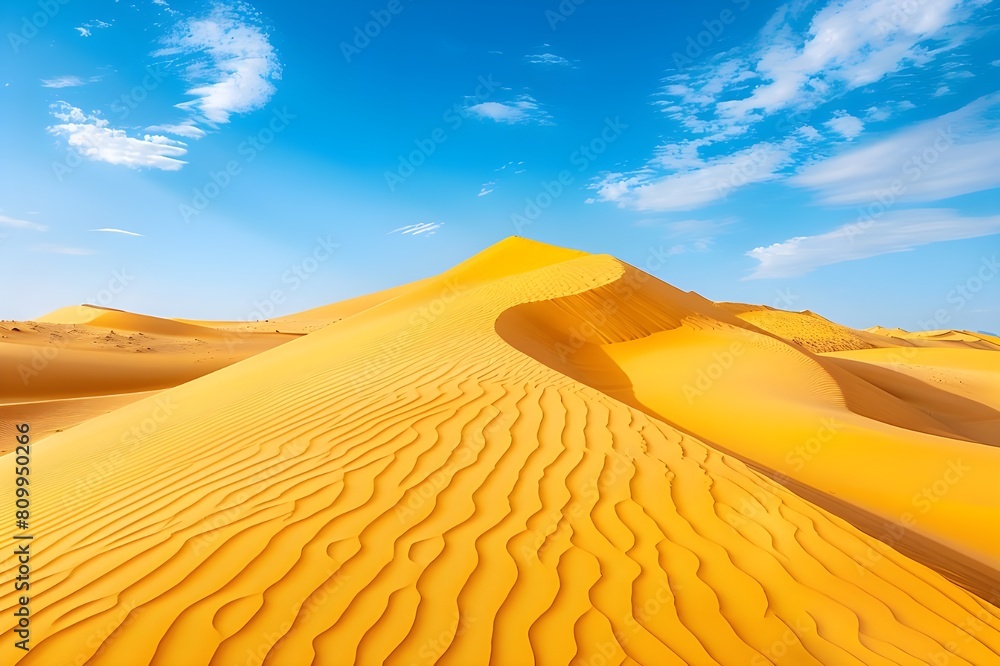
[0,309,297,446]
[2,238,999,665]
[865,325,1000,351]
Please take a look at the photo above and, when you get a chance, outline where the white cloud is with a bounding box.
[152,0,179,15]
[932,85,952,97]
[863,100,915,122]
[41,76,93,89]
[798,125,823,141]
[661,0,983,139]
[638,217,734,255]
[48,102,188,171]
[75,20,111,37]
[389,222,444,237]
[156,4,281,126]
[825,112,864,140]
[747,210,1000,279]
[467,96,548,125]
[526,53,574,67]
[792,93,1000,205]
[146,122,207,139]
[478,182,496,197]
[90,228,144,236]
[592,141,796,212]
[0,215,48,232]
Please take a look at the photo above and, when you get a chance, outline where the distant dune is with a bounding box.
[0,306,299,448]
[1,238,998,665]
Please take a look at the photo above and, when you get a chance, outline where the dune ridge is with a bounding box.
[1,238,998,665]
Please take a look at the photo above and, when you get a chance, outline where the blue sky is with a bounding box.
[1,0,998,331]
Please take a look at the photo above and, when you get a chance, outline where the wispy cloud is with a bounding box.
[656,0,985,144]
[0,215,48,232]
[477,182,496,197]
[46,4,280,170]
[90,228,144,237]
[41,75,99,89]
[639,217,735,256]
[145,123,207,139]
[156,4,282,126]
[792,93,1000,205]
[863,100,916,122]
[75,20,111,38]
[525,53,575,67]
[746,210,1000,279]
[466,96,549,125]
[152,0,180,16]
[388,222,444,237]
[591,140,796,212]
[48,102,188,171]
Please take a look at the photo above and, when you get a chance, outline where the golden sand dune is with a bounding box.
[0,309,297,449]
[2,238,999,665]
[722,305,881,353]
[865,326,1000,352]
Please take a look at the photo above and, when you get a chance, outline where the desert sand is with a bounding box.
[0,306,299,450]
[1,238,998,665]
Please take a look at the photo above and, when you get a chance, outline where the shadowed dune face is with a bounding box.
[496,260,1000,598]
[2,238,1000,665]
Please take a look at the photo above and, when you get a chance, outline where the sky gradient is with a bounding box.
[1,0,998,331]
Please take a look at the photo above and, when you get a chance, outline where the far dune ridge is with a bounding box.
[1,237,999,665]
